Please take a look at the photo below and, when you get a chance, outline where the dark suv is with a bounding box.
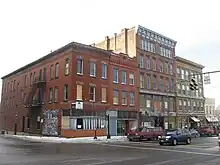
[158,128,191,146]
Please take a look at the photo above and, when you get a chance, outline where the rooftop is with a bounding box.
[175,56,205,69]
[1,42,111,79]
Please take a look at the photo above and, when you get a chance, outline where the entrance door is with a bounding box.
[117,120,125,136]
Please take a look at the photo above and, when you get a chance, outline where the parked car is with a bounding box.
[127,126,164,141]
[199,127,215,136]
[190,129,200,138]
[158,128,191,146]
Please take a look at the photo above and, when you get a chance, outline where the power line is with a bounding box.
[189,70,220,76]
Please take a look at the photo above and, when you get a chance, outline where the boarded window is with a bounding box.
[101,88,106,102]
[76,85,82,100]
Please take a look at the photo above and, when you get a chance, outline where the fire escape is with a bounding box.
[24,76,46,108]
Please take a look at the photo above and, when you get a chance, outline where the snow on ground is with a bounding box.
[4,134,128,143]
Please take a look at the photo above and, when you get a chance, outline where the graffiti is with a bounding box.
[42,109,59,136]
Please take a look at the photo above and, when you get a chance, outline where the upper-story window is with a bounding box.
[139,55,144,68]
[33,72,36,82]
[165,62,169,74]
[89,86,96,102]
[30,73,33,86]
[146,56,150,69]
[159,60,163,72]
[146,75,151,89]
[49,88,53,102]
[129,92,135,106]
[185,70,189,80]
[170,64,173,75]
[152,58,156,71]
[55,63,59,78]
[63,84,68,101]
[113,68,119,83]
[89,61,96,77]
[181,69,185,79]
[43,68,47,81]
[24,75,27,87]
[65,59,70,76]
[153,75,157,89]
[113,89,119,105]
[121,71,126,84]
[129,73,134,85]
[77,58,83,75]
[50,65,53,80]
[140,74,144,88]
[101,63,107,79]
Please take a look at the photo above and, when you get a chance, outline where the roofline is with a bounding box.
[175,56,205,69]
[1,42,111,79]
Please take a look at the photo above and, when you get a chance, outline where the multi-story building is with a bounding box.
[204,98,218,125]
[175,56,205,128]
[94,25,177,129]
[0,42,138,137]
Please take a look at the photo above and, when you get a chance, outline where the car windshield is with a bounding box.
[166,131,177,135]
[135,128,144,132]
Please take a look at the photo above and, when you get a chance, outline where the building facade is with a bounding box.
[0,42,138,137]
[204,98,218,125]
[175,56,205,128]
[94,25,177,129]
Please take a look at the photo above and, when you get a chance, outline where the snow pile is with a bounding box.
[5,134,128,143]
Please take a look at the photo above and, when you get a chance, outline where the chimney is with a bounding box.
[105,36,110,50]
[114,33,117,50]
[124,28,128,54]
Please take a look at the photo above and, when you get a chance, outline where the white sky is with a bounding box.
[0,0,220,105]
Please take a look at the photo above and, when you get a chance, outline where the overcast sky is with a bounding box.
[0,0,220,105]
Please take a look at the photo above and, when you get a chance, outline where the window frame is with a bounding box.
[76,58,83,75]
[55,63,59,79]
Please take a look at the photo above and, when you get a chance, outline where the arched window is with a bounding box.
[64,59,70,75]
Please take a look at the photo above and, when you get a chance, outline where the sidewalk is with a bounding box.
[2,132,128,144]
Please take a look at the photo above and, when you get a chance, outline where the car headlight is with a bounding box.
[166,136,171,139]
[158,136,161,138]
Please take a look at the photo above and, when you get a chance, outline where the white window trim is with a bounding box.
[129,73,134,85]
[90,62,96,77]
[113,69,119,83]
[101,63,107,79]
[77,59,83,75]
[89,87,96,102]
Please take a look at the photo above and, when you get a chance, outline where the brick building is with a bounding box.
[175,56,205,128]
[94,25,177,129]
[0,42,138,137]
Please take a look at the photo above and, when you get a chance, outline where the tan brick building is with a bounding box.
[175,56,205,128]
[94,25,177,129]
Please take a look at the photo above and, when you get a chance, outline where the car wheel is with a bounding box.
[129,138,132,142]
[139,136,144,141]
[186,138,191,144]
[172,139,177,146]
[159,142,164,145]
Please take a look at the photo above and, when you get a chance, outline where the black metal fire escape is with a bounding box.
[24,76,46,108]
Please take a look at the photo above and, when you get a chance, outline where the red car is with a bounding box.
[199,127,215,136]
[127,127,164,141]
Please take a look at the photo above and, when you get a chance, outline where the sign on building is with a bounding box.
[204,74,211,84]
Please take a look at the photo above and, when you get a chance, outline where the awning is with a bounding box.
[206,116,219,122]
[191,117,200,122]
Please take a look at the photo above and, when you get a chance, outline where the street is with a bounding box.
[1,136,220,165]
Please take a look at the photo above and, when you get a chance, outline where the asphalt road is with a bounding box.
[1,136,220,165]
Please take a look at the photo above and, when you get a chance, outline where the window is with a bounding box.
[181,69,185,79]
[64,84,68,101]
[179,99,182,106]
[159,61,163,72]
[89,61,96,77]
[33,72,36,82]
[101,63,107,79]
[55,63,59,78]
[139,55,144,68]
[101,88,107,102]
[70,118,106,130]
[152,58,156,71]
[170,64,173,75]
[122,91,127,105]
[30,73,32,86]
[129,73,134,85]
[50,65,53,79]
[77,58,83,75]
[140,74,144,88]
[89,86,96,101]
[130,92,135,106]
[146,75,151,89]
[146,56,150,69]
[165,78,169,91]
[165,62,168,73]
[153,75,157,89]
[76,85,83,100]
[65,59,70,75]
[113,68,119,83]
[43,68,47,81]
[113,90,119,105]
[24,75,27,87]
[49,88,53,102]
[160,77,164,91]
[121,71,126,84]
[54,87,58,102]
[171,79,174,91]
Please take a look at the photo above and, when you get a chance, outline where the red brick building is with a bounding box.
[0,42,138,137]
